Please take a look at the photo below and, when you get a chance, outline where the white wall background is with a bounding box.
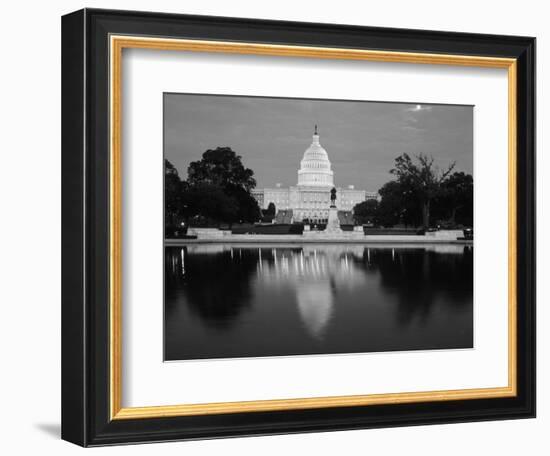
[0,0,545,454]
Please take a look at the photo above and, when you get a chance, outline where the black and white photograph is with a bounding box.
[163,93,474,361]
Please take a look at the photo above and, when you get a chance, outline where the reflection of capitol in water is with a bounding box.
[255,246,366,339]
[255,246,366,284]
[295,282,333,339]
[177,243,472,340]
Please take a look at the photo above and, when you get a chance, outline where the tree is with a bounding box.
[353,199,379,225]
[181,182,238,224]
[261,202,276,223]
[182,147,261,225]
[187,147,256,191]
[377,180,422,227]
[436,172,473,226]
[165,159,182,230]
[229,184,262,223]
[390,153,455,228]
[266,202,276,216]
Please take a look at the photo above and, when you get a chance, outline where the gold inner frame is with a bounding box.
[109,35,518,420]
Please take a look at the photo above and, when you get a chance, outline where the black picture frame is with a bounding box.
[62,8,535,447]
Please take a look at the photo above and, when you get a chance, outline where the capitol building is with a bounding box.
[251,127,378,224]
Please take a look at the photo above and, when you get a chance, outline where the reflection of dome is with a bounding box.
[297,126,334,187]
[255,247,366,288]
[296,281,334,339]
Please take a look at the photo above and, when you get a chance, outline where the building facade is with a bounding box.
[251,127,378,224]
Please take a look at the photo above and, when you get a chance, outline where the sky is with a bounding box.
[164,93,473,192]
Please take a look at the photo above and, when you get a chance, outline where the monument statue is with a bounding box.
[325,187,342,233]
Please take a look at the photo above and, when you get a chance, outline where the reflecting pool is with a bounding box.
[164,243,473,360]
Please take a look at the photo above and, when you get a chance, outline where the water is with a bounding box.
[164,243,473,361]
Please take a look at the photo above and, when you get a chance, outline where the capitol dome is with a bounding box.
[297,126,334,187]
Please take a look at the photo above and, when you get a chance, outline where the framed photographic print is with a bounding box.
[61,8,535,446]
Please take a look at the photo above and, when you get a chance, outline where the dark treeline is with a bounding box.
[354,153,473,228]
[165,147,261,235]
